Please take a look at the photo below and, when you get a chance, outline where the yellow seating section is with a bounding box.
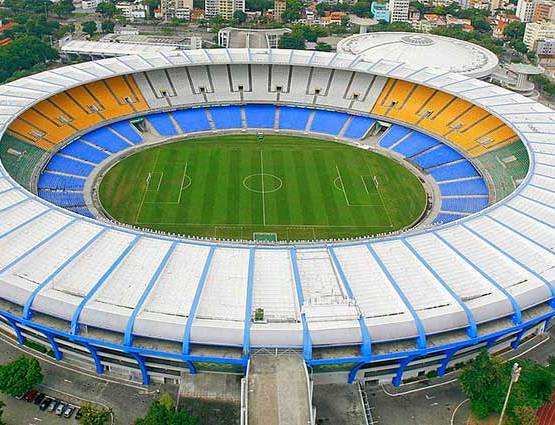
[371,78,519,156]
[7,75,149,150]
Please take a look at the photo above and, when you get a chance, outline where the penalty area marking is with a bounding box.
[333,165,381,207]
[144,162,191,205]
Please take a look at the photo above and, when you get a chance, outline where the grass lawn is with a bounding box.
[99,134,427,241]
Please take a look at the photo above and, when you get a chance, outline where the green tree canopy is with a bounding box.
[52,0,75,18]
[101,20,115,33]
[504,21,526,40]
[135,393,198,425]
[233,10,247,24]
[0,36,58,83]
[0,356,42,397]
[96,1,118,18]
[278,32,306,49]
[282,0,303,22]
[315,42,332,52]
[79,403,112,425]
[82,20,98,37]
[352,1,372,17]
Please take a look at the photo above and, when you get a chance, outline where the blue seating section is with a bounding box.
[245,105,275,128]
[392,133,440,158]
[59,140,109,164]
[38,173,85,191]
[67,207,95,218]
[172,109,211,133]
[378,126,412,148]
[433,213,465,225]
[310,110,349,135]
[45,156,94,177]
[343,116,375,139]
[38,190,86,208]
[110,121,143,144]
[428,161,479,182]
[210,105,242,129]
[413,145,463,169]
[147,113,178,136]
[82,128,130,153]
[279,106,311,130]
[441,197,489,214]
[438,179,488,196]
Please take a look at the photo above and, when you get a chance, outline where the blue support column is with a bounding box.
[462,222,555,303]
[0,218,77,275]
[186,361,197,375]
[328,246,372,356]
[23,228,108,319]
[401,239,477,338]
[392,356,416,387]
[437,347,458,377]
[124,241,177,346]
[433,232,522,325]
[83,342,104,374]
[182,246,216,356]
[6,317,25,345]
[366,244,427,349]
[44,332,63,361]
[511,328,527,350]
[290,248,312,361]
[242,248,256,356]
[348,361,367,384]
[130,352,150,385]
[71,236,141,335]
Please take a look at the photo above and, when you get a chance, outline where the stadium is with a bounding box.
[0,47,553,392]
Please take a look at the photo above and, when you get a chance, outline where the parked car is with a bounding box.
[55,401,66,416]
[33,393,45,405]
[24,389,38,403]
[63,405,75,419]
[47,399,58,412]
[75,407,83,420]
[39,397,52,411]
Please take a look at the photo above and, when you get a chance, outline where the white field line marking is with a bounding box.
[361,175,370,195]
[177,162,188,204]
[260,150,266,226]
[136,221,392,228]
[366,162,393,227]
[335,164,351,206]
[156,172,163,191]
[135,150,160,224]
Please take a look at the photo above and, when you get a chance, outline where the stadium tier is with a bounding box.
[0,50,553,388]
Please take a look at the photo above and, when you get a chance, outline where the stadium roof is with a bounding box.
[336,32,499,78]
[0,49,553,352]
[60,40,179,57]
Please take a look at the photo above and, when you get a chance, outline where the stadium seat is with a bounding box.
[392,132,440,158]
[82,128,131,153]
[438,179,489,196]
[428,160,479,182]
[412,145,463,169]
[67,206,95,218]
[38,173,85,191]
[110,121,143,144]
[278,106,311,130]
[147,113,179,136]
[377,125,411,148]
[245,104,276,128]
[343,116,375,139]
[441,197,489,213]
[210,105,242,129]
[172,109,211,133]
[310,110,349,135]
[45,155,94,177]
[432,212,466,224]
[38,190,86,208]
[59,140,109,164]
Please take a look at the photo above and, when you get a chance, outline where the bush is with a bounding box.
[0,356,42,397]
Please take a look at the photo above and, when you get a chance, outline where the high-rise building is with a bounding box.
[388,0,409,22]
[517,0,537,22]
[160,0,194,20]
[274,0,286,22]
[205,0,245,18]
[524,20,555,48]
[533,0,555,22]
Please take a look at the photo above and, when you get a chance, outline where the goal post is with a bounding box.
[257,132,264,142]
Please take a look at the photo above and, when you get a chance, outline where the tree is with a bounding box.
[82,21,98,37]
[79,403,112,425]
[278,32,306,49]
[504,21,526,40]
[513,406,538,425]
[352,1,372,17]
[101,20,115,33]
[135,393,198,425]
[282,0,303,22]
[96,1,117,18]
[233,10,247,24]
[0,356,42,397]
[315,42,332,52]
[52,0,75,18]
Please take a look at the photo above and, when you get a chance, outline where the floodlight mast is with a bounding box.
[497,362,522,425]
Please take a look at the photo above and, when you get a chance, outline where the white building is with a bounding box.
[160,0,194,20]
[516,0,536,22]
[205,0,245,18]
[81,0,105,10]
[115,1,149,21]
[524,21,555,49]
[536,38,555,54]
[388,0,409,22]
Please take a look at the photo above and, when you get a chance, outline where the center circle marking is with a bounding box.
[243,173,283,193]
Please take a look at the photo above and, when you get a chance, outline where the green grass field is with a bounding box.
[99,135,427,241]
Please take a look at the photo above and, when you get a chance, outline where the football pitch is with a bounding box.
[99,135,427,241]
